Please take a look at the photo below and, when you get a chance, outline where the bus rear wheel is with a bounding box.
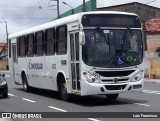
[22,74,30,92]
[59,77,70,101]
[106,94,119,100]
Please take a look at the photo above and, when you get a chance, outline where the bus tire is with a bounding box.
[106,94,119,100]
[59,77,70,101]
[22,73,30,92]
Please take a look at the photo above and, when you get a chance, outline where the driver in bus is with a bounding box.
[82,33,95,64]
[95,32,109,58]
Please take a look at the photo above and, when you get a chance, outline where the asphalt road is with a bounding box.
[0,75,160,121]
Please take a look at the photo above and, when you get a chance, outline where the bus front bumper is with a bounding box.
[80,78,144,96]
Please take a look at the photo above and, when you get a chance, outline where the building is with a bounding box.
[0,42,8,70]
[145,19,160,33]
[145,19,160,78]
[98,2,160,24]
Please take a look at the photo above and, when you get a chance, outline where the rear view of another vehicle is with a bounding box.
[0,74,8,98]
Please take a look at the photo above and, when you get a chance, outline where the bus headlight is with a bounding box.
[131,70,144,82]
[83,71,100,83]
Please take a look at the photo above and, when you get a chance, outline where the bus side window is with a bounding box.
[25,35,28,56]
[56,25,67,55]
[27,34,34,56]
[35,31,44,56]
[16,37,19,57]
[19,36,26,57]
[45,28,55,55]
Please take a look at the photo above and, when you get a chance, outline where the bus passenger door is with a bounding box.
[11,44,19,84]
[70,32,81,92]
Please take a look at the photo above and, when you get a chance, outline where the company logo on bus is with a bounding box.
[29,63,43,70]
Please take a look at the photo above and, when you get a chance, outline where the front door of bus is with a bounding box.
[70,32,81,91]
[12,44,19,84]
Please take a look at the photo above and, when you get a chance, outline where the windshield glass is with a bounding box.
[82,29,143,68]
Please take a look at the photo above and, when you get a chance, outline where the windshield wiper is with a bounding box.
[97,27,110,45]
[122,27,133,40]
[120,27,133,51]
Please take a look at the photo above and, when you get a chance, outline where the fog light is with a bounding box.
[133,85,142,89]
[91,77,96,83]
[100,87,104,92]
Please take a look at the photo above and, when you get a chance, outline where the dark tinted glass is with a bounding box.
[82,14,141,28]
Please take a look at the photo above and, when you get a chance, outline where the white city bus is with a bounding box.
[8,11,146,101]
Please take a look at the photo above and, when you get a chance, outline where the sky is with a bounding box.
[0,0,160,42]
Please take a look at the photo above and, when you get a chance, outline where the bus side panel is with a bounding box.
[26,56,45,89]
[44,55,70,92]
[43,56,57,91]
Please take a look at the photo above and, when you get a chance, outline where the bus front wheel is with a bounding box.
[106,94,119,100]
[22,74,30,92]
[59,77,70,101]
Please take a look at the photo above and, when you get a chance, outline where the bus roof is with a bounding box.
[9,11,138,39]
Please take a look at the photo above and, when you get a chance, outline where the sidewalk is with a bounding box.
[145,78,160,83]
[0,70,10,77]
[0,70,10,75]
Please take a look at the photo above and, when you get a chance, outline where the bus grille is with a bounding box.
[102,79,129,82]
[105,85,126,90]
[96,70,134,77]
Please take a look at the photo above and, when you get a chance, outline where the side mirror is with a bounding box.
[143,32,147,51]
[79,31,85,45]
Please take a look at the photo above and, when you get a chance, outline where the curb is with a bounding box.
[144,78,160,83]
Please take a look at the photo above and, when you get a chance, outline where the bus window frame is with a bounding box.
[34,31,45,56]
[45,28,55,56]
[18,36,26,57]
[56,25,67,55]
[27,33,34,57]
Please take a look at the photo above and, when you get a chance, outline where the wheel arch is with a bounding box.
[56,71,66,91]
[21,69,27,83]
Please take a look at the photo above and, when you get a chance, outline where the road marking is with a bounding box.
[143,90,160,95]
[134,103,150,107]
[8,93,15,97]
[88,118,101,121]
[144,90,160,93]
[48,106,67,112]
[119,100,150,107]
[22,98,36,103]
[48,106,100,121]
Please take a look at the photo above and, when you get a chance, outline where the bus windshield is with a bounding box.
[82,29,143,68]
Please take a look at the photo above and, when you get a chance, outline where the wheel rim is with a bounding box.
[23,82,27,90]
